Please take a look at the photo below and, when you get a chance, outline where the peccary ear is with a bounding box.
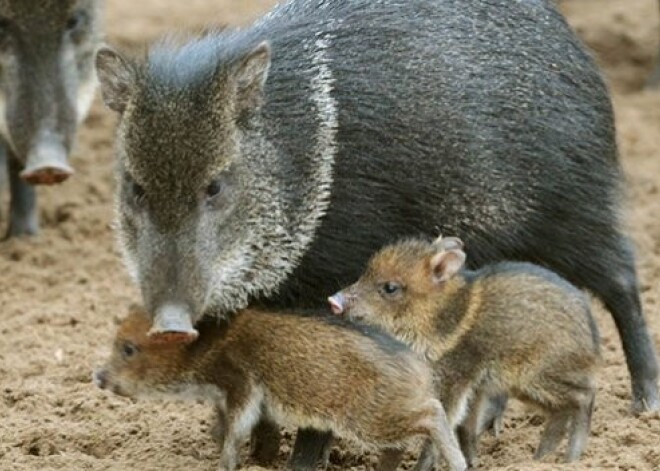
[429,245,466,284]
[231,41,271,115]
[96,46,133,113]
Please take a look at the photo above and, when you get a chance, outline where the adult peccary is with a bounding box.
[0,0,102,238]
[95,0,659,468]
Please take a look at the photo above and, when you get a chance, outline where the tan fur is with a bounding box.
[337,237,601,466]
[94,305,467,471]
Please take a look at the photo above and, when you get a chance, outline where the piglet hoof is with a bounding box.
[147,304,199,344]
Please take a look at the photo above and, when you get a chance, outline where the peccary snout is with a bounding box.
[328,291,354,316]
[92,369,108,389]
[20,134,74,185]
[148,303,199,343]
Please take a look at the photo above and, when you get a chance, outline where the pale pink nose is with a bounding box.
[328,293,346,315]
[20,139,74,185]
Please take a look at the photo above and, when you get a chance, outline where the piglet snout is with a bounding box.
[93,369,108,389]
[328,292,347,315]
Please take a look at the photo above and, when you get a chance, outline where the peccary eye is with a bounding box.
[206,179,223,198]
[132,182,145,199]
[122,342,138,359]
[380,281,402,297]
[204,173,235,210]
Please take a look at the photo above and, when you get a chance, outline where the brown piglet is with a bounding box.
[93,305,467,471]
[329,236,601,466]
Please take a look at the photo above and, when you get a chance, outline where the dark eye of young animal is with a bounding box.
[380,281,402,298]
[121,342,138,359]
[206,179,223,198]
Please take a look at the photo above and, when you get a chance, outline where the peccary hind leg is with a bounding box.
[543,233,659,412]
[593,238,660,412]
[457,389,499,467]
[287,429,333,471]
[250,416,281,466]
[480,393,508,437]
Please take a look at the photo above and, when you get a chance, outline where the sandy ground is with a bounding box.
[1,0,660,469]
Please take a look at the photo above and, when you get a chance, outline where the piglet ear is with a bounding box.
[231,41,271,115]
[95,46,134,113]
[429,247,466,284]
[439,236,464,251]
[432,235,464,252]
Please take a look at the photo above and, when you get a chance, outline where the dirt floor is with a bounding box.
[1,0,660,469]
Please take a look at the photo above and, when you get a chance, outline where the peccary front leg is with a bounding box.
[534,410,570,460]
[217,393,264,471]
[565,390,595,462]
[412,440,433,471]
[217,414,241,471]
[210,405,227,446]
[287,429,333,471]
[456,389,496,468]
[215,405,281,466]
[415,399,466,471]
[6,153,38,238]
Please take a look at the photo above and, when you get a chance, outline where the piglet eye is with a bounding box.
[122,342,138,359]
[206,179,223,198]
[380,281,402,297]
